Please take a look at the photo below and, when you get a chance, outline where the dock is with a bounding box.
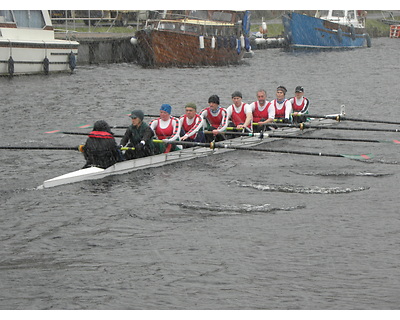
[55,32,139,65]
[250,36,286,49]
[55,31,286,66]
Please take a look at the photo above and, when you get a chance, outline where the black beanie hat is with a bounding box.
[208,95,220,104]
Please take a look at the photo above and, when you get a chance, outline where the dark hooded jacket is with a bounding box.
[120,121,155,159]
[83,120,121,169]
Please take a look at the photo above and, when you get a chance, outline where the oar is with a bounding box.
[45,131,126,138]
[124,113,181,117]
[204,131,263,137]
[0,146,82,151]
[0,145,139,151]
[3,141,372,160]
[159,140,373,160]
[46,132,175,144]
[46,129,398,146]
[71,114,182,130]
[204,131,400,144]
[266,123,400,133]
[303,114,400,125]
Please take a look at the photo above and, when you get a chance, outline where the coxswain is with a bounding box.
[179,103,205,144]
[226,91,253,131]
[120,110,155,160]
[82,120,122,169]
[199,95,228,142]
[149,104,181,153]
[249,89,275,132]
[271,86,292,122]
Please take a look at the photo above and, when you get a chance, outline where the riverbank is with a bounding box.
[54,14,397,65]
[55,12,397,39]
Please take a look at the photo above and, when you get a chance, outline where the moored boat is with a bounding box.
[282,10,371,49]
[38,117,337,189]
[132,10,251,67]
[0,10,79,76]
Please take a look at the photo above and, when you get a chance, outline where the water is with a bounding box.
[1,38,400,310]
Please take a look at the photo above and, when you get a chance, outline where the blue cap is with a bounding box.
[160,104,172,114]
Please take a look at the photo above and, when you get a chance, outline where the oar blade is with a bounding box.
[341,153,373,160]
[45,130,61,133]
[76,124,92,129]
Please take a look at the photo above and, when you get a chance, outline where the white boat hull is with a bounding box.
[40,135,262,189]
[0,10,79,75]
[0,40,78,75]
[39,119,335,189]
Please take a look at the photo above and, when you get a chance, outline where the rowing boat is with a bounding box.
[38,117,337,189]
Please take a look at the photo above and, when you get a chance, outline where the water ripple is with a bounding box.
[240,182,369,194]
[178,201,306,214]
[290,170,392,177]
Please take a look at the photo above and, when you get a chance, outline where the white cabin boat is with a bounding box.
[0,10,79,76]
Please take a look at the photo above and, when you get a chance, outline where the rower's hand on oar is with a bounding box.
[212,129,220,136]
[292,114,307,123]
[133,143,142,151]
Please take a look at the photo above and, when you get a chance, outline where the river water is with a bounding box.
[1,37,399,310]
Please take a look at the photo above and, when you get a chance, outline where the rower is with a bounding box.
[149,104,181,153]
[249,89,275,132]
[120,110,155,160]
[226,91,253,131]
[179,103,206,145]
[82,120,122,169]
[289,86,310,123]
[271,86,292,122]
[199,95,228,142]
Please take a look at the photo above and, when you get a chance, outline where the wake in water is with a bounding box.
[367,159,400,165]
[177,202,306,215]
[345,157,400,165]
[290,170,393,177]
[239,182,369,194]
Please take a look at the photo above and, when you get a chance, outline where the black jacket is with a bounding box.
[120,122,155,159]
[83,121,121,169]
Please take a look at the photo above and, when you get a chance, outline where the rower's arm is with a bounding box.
[143,126,155,142]
[120,128,131,146]
[285,101,293,119]
[217,109,229,133]
[243,112,253,128]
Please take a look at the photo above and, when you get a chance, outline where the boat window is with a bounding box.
[159,22,176,30]
[211,12,233,22]
[332,10,345,18]
[0,10,14,23]
[347,11,355,20]
[189,10,209,20]
[317,10,329,18]
[13,10,45,28]
[180,24,199,33]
